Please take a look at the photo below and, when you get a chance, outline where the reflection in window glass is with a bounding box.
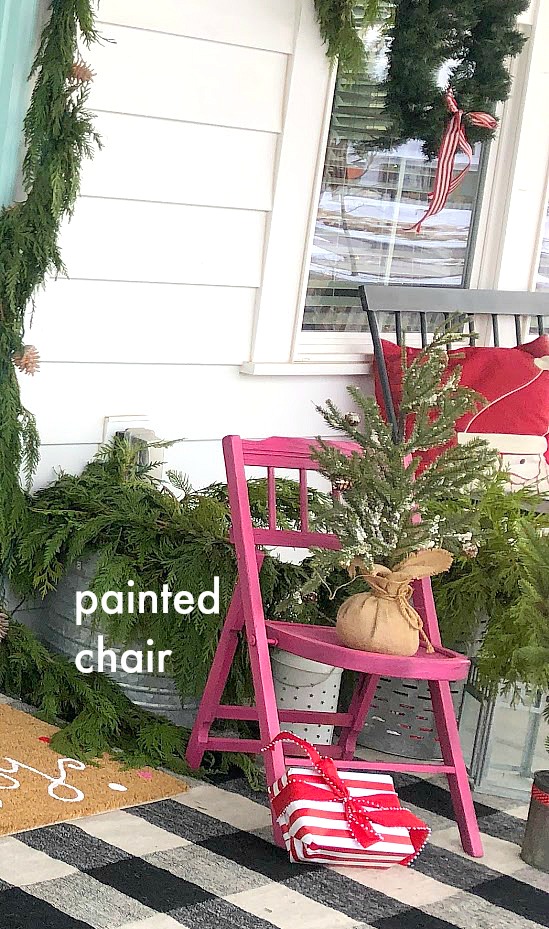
[531,203,549,337]
[536,202,549,291]
[303,17,485,332]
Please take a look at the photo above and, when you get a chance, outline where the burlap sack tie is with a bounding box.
[357,572,434,653]
[347,549,454,655]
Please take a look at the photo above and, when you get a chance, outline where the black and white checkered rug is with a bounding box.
[1,762,548,929]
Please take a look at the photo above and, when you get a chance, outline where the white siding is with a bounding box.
[28,280,256,364]
[96,0,297,53]
[23,364,362,446]
[57,199,266,286]
[88,25,287,131]
[80,113,277,210]
[23,0,363,490]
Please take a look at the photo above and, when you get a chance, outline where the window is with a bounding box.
[0,0,41,206]
[536,199,549,291]
[302,13,486,334]
[244,0,544,373]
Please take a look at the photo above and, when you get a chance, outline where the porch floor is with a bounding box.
[1,746,547,929]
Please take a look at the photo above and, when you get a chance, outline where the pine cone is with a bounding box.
[71,59,95,83]
[0,612,9,642]
[13,345,40,375]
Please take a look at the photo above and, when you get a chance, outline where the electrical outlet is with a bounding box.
[102,415,150,444]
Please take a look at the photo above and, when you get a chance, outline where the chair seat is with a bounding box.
[266,621,470,681]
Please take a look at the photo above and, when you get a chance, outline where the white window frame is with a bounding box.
[242,0,549,375]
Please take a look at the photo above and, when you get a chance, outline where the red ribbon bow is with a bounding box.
[262,732,430,863]
[410,89,497,233]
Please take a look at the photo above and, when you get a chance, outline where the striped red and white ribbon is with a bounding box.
[532,784,549,806]
[264,731,430,863]
[409,89,497,234]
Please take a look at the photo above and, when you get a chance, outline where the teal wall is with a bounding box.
[0,0,40,207]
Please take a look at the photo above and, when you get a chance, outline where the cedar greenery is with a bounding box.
[0,0,100,564]
[0,619,261,785]
[8,438,321,705]
[314,1,380,73]
[303,321,499,588]
[433,488,549,695]
[505,525,549,746]
[433,492,549,749]
[502,524,549,696]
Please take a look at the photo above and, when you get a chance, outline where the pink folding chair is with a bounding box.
[186,435,483,857]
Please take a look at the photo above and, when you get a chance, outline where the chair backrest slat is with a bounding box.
[267,466,277,530]
[253,527,341,550]
[395,311,403,346]
[420,313,427,348]
[224,436,358,552]
[299,469,309,531]
[468,314,475,347]
[491,313,500,347]
[443,313,452,350]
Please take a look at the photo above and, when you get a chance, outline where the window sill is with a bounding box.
[240,360,372,376]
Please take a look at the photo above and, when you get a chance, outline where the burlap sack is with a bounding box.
[336,549,453,656]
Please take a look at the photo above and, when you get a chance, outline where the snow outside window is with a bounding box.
[302,14,486,335]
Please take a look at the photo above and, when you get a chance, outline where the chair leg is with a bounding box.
[244,615,289,847]
[186,587,245,770]
[429,680,484,858]
[337,673,380,759]
[250,674,287,848]
[262,742,288,849]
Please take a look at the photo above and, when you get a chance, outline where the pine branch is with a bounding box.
[308,320,499,582]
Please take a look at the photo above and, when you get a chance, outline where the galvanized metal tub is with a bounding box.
[40,557,198,728]
[358,676,464,761]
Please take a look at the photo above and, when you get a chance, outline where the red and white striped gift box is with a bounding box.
[266,733,430,869]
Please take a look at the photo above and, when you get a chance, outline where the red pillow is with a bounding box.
[374,335,549,465]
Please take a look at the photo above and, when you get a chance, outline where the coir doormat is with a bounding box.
[0,704,186,836]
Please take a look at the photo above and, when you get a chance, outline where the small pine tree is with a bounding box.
[305,320,500,591]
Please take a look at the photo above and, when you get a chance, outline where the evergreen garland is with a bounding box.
[380,0,528,157]
[0,0,100,563]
